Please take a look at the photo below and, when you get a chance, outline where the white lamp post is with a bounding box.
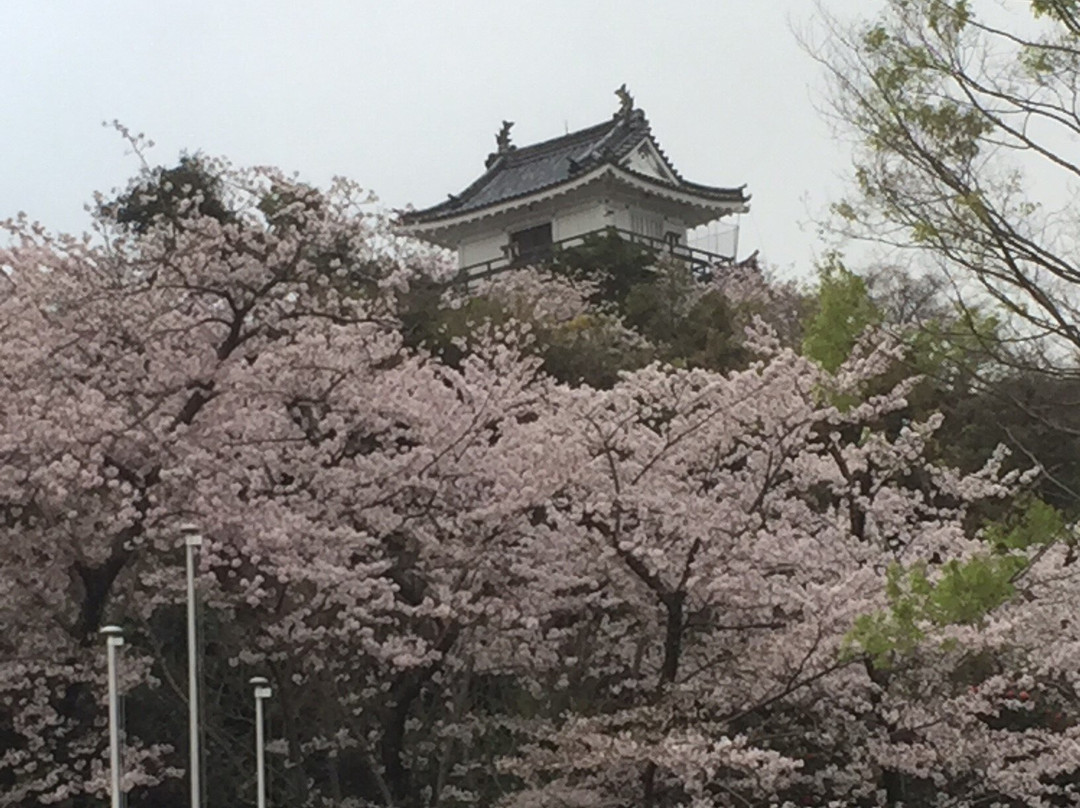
[100,625,124,808]
[249,676,272,808]
[181,524,203,808]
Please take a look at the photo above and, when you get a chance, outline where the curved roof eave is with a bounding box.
[399,165,613,235]
[610,165,749,208]
[400,164,747,236]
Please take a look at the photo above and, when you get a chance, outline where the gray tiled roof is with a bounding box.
[400,109,745,225]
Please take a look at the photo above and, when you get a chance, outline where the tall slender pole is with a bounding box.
[250,677,272,808]
[182,524,203,808]
[101,625,124,808]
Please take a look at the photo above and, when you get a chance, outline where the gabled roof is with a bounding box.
[399,107,748,229]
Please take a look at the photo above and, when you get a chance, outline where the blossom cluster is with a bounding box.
[1,159,1077,808]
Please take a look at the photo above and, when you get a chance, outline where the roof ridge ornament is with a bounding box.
[496,120,514,152]
[401,95,748,230]
[485,120,516,169]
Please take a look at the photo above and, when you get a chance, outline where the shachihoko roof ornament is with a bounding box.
[495,120,514,152]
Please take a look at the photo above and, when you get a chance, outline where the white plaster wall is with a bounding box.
[607,193,689,244]
[459,213,561,268]
[459,230,509,268]
[452,190,697,268]
[609,203,633,232]
[456,198,615,268]
[623,144,670,181]
[552,200,611,241]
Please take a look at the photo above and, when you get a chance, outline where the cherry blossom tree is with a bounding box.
[488,331,1079,808]
[0,155,564,807]
[2,149,1079,808]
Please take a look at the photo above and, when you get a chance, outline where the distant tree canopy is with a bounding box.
[105,154,236,233]
[802,254,881,373]
[402,231,803,387]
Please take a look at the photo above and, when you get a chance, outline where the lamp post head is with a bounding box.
[100,625,124,646]
[250,676,272,699]
[180,523,203,547]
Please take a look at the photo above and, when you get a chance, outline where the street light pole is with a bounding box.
[181,524,203,808]
[249,676,272,808]
[100,625,124,808]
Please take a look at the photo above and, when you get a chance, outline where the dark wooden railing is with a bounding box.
[451,227,736,286]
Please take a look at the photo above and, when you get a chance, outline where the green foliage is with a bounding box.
[1019,43,1059,79]
[620,261,749,372]
[542,313,654,388]
[846,554,1027,667]
[926,0,971,36]
[548,229,658,307]
[666,291,749,370]
[846,498,1066,667]
[863,24,890,52]
[928,555,1028,623]
[405,232,767,387]
[983,496,1067,551]
[107,154,236,234]
[398,280,514,366]
[397,277,654,388]
[1030,0,1080,24]
[258,181,325,231]
[821,0,1080,387]
[943,373,1080,514]
[802,255,881,372]
[899,306,997,389]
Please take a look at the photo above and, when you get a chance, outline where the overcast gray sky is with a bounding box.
[1,1,871,279]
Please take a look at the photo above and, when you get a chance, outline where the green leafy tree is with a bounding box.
[802,254,881,372]
[800,253,1080,514]
[547,229,659,308]
[814,0,1080,358]
[405,236,779,387]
